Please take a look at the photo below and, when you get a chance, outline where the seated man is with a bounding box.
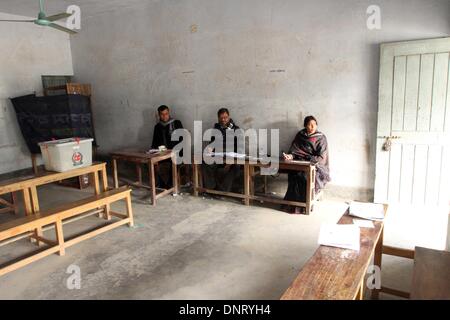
[202,108,241,192]
[283,115,330,214]
[151,105,183,188]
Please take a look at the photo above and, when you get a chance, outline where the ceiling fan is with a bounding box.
[0,0,77,34]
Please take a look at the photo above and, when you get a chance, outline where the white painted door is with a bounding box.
[375,38,450,250]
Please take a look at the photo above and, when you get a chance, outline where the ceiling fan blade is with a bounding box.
[0,19,35,22]
[45,12,72,22]
[48,23,77,34]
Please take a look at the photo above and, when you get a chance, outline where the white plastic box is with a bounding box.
[38,138,94,172]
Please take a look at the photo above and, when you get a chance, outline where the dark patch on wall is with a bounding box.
[243,117,254,126]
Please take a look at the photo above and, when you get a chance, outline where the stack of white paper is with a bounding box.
[352,219,375,229]
[318,224,360,251]
[348,201,385,221]
[146,149,160,154]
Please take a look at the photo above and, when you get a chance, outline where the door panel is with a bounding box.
[375,38,450,251]
[375,38,450,207]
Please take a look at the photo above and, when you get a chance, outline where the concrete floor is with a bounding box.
[0,183,412,300]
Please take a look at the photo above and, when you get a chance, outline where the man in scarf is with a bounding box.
[151,105,184,188]
[202,108,241,192]
[283,116,330,214]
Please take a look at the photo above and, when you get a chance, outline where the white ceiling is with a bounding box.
[0,0,147,19]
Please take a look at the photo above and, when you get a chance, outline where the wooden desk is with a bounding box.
[281,205,388,300]
[193,157,318,214]
[0,162,109,245]
[110,149,178,206]
[249,159,318,215]
[192,156,250,204]
[0,162,108,217]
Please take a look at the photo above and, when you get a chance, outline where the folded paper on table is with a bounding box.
[318,224,360,251]
[352,219,375,229]
[348,201,385,221]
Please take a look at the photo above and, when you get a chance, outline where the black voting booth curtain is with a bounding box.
[10,94,96,154]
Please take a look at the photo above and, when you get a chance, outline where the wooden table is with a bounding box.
[192,156,250,206]
[281,205,388,300]
[0,162,109,244]
[249,159,318,215]
[192,157,318,214]
[0,162,109,217]
[110,149,178,206]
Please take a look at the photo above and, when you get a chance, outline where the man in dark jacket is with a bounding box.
[202,108,241,192]
[151,105,183,150]
[151,105,183,188]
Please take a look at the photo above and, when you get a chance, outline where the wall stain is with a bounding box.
[243,117,254,126]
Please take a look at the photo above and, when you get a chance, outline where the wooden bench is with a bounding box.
[0,186,134,277]
[281,204,388,300]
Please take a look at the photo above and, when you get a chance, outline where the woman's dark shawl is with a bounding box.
[289,129,331,191]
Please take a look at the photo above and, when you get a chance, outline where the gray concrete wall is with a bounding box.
[0,13,73,174]
[69,0,450,199]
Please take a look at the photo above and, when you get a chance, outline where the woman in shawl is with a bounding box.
[283,116,330,214]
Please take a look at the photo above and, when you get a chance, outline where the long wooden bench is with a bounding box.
[0,186,134,277]
[281,204,388,300]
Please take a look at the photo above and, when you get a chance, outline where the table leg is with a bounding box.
[30,187,43,246]
[193,163,199,197]
[113,158,119,189]
[126,193,134,228]
[244,163,250,206]
[356,280,364,300]
[371,228,384,300]
[149,161,157,206]
[22,189,33,216]
[31,154,38,175]
[172,156,179,195]
[55,219,65,256]
[136,164,143,185]
[249,165,255,196]
[91,171,104,218]
[93,171,100,195]
[305,166,312,215]
[22,188,34,244]
[11,192,18,215]
[263,175,267,194]
[101,165,111,220]
[198,164,204,188]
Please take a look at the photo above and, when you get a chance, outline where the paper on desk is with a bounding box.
[348,201,385,221]
[352,219,375,229]
[208,152,246,159]
[318,224,360,251]
[146,149,160,154]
